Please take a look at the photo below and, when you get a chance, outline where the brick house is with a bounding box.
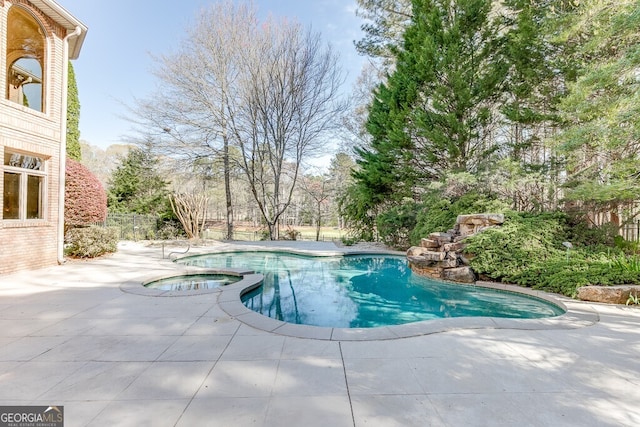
[1,0,86,274]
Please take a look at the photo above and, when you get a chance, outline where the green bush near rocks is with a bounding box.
[463,211,640,297]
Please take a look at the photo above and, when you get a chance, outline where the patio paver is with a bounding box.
[0,240,639,426]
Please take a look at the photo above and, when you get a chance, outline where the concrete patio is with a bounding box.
[1,240,639,426]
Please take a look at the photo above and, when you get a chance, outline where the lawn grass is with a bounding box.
[202,225,347,242]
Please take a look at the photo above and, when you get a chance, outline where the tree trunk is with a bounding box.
[315,200,322,241]
[223,133,234,240]
[268,221,279,240]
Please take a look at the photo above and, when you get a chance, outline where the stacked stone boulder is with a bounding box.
[577,285,640,304]
[407,214,505,283]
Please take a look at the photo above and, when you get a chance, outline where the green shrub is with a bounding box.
[341,236,359,246]
[612,254,640,272]
[258,229,271,241]
[410,197,454,244]
[565,216,619,248]
[614,235,640,254]
[509,256,640,297]
[65,226,119,258]
[377,201,419,249]
[157,220,184,240]
[464,211,640,296]
[464,211,568,283]
[281,227,301,241]
[410,192,508,246]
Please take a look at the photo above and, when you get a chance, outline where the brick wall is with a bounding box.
[0,2,66,275]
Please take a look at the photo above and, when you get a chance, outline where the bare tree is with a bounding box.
[300,174,332,241]
[131,2,345,241]
[339,63,382,153]
[230,18,346,240]
[131,1,260,240]
[170,193,208,239]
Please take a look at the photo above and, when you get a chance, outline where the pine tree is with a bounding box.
[501,0,560,161]
[407,0,507,177]
[107,147,171,217]
[353,0,507,196]
[555,0,640,215]
[358,72,420,199]
[345,0,508,233]
[485,0,571,212]
[355,0,413,65]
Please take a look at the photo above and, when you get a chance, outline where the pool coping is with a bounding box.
[120,247,599,341]
[219,279,599,341]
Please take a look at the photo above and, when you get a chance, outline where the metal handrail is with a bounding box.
[163,242,190,259]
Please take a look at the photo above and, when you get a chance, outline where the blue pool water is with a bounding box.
[178,251,565,328]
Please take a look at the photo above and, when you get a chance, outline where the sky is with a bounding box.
[55,0,367,151]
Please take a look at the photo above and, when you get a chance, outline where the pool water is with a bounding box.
[178,252,565,328]
[145,274,240,291]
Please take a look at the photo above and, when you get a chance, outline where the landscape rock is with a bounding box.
[409,264,444,277]
[408,213,503,284]
[440,259,458,269]
[457,213,505,225]
[429,232,453,243]
[406,246,428,257]
[420,238,440,249]
[421,251,446,262]
[456,214,504,236]
[443,242,465,252]
[458,254,472,265]
[442,267,476,283]
[577,285,640,305]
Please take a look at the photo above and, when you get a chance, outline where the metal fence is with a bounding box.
[98,214,343,242]
[201,228,342,242]
[621,221,640,242]
[102,213,159,240]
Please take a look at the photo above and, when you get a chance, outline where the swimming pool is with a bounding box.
[178,251,565,328]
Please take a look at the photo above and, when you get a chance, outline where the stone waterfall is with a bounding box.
[406,214,505,283]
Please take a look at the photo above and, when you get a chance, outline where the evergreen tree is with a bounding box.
[356,72,420,202]
[66,61,82,161]
[348,0,508,226]
[482,0,571,212]
[342,0,508,237]
[501,0,561,160]
[107,146,172,217]
[355,0,413,65]
[408,0,507,176]
[555,0,640,216]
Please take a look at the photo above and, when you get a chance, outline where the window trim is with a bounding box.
[2,150,48,222]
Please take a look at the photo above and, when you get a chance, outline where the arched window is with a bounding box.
[6,6,46,112]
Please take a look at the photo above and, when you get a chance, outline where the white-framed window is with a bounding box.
[3,151,46,220]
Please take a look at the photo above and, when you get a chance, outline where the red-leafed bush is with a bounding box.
[65,158,107,229]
